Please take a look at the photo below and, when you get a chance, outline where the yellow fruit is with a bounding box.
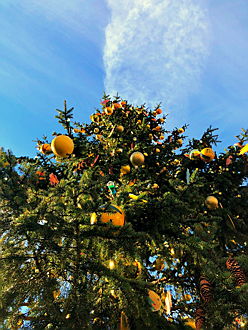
[205,196,218,209]
[155,148,160,153]
[116,125,124,133]
[148,290,162,311]
[177,128,185,134]
[200,148,215,162]
[130,152,145,166]
[120,165,131,174]
[51,135,74,158]
[100,205,125,226]
[177,139,183,145]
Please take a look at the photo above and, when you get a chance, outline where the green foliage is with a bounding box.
[0,96,248,329]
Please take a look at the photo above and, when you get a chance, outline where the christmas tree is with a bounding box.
[0,96,247,329]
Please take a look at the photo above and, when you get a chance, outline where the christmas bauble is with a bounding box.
[189,149,200,160]
[205,196,218,209]
[116,125,124,133]
[51,135,74,157]
[100,205,125,226]
[105,107,114,115]
[148,290,162,311]
[120,165,131,175]
[130,151,145,166]
[40,143,52,155]
[200,148,215,162]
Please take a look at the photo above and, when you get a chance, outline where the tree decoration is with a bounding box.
[0,97,247,329]
[148,290,162,312]
[239,143,248,155]
[107,181,116,196]
[40,143,52,155]
[100,205,125,226]
[51,135,74,157]
[199,276,213,303]
[226,256,247,287]
[120,165,131,175]
[205,196,218,210]
[189,149,200,160]
[49,173,59,186]
[116,125,124,133]
[130,151,145,167]
[200,148,215,162]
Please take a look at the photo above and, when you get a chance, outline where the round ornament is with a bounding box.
[130,151,145,166]
[116,125,124,133]
[200,148,215,162]
[51,135,74,158]
[40,143,52,155]
[189,149,200,160]
[120,165,131,175]
[205,196,218,209]
[105,107,114,115]
[100,205,125,226]
[148,290,162,312]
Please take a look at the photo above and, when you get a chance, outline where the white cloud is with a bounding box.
[104,0,210,117]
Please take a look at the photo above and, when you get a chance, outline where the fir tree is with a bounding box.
[0,96,247,329]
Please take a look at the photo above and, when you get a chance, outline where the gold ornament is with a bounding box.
[105,107,114,115]
[148,290,162,312]
[200,148,215,162]
[120,165,131,175]
[239,143,248,155]
[189,149,200,160]
[100,205,125,226]
[90,212,98,224]
[205,196,218,209]
[51,135,74,157]
[40,143,52,155]
[116,125,124,133]
[130,151,145,166]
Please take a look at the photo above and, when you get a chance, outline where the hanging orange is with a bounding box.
[51,135,74,158]
[100,205,125,226]
[148,290,162,312]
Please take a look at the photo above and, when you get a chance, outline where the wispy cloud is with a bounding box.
[104,0,210,116]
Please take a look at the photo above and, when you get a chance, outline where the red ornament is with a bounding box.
[49,173,59,186]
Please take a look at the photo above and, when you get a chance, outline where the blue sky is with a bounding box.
[0,0,247,157]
